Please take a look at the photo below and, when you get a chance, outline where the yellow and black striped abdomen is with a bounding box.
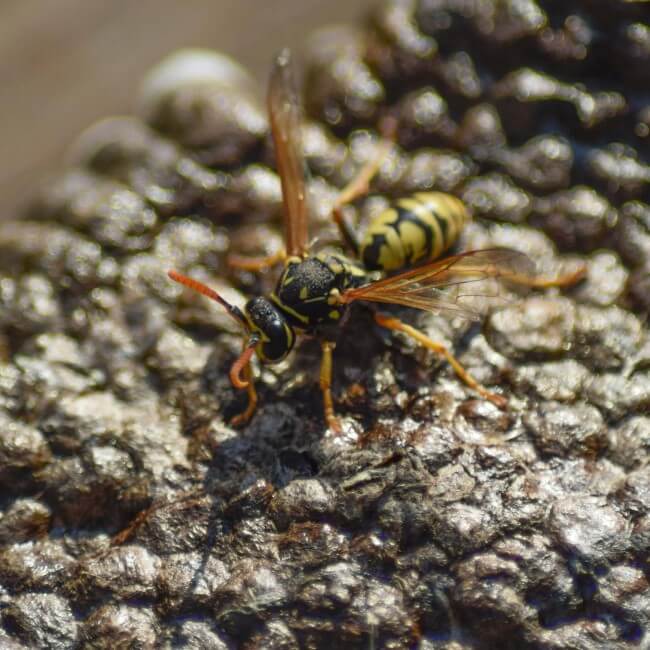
[360,192,469,272]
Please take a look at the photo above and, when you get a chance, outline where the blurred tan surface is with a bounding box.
[0,0,375,217]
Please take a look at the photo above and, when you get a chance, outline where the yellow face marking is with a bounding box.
[283,322,295,348]
[328,310,341,320]
[247,322,271,362]
[299,286,309,300]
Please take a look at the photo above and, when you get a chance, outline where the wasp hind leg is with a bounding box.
[320,340,342,433]
[374,313,508,409]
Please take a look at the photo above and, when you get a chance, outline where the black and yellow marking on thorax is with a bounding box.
[360,192,469,272]
[271,252,368,329]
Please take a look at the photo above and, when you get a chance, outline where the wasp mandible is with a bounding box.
[169,49,585,433]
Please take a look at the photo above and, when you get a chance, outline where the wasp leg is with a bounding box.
[332,205,362,257]
[227,249,287,272]
[229,342,259,427]
[505,264,587,289]
[320,340,342,433]
[374,313,508,409]
[331,127,395,255]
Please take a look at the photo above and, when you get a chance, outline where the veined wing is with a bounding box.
[268,48,309,257]
[340,248,535,321]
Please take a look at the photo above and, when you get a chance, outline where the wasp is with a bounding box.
[168,49,585,433]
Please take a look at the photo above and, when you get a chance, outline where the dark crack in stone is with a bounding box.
[1,0,649,648]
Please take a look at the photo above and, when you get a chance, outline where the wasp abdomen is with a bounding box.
[360,192,469,272]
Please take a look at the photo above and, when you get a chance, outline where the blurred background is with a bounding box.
[0,0,376,218]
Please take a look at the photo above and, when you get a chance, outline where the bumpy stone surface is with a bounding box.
[0,1,649,648]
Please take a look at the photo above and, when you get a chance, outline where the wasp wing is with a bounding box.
[340,248,535,321]
[268,48,309,257]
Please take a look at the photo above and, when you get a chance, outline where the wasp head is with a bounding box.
[244,297,295,363]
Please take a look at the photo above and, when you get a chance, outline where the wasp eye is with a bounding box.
[244,297,295,363]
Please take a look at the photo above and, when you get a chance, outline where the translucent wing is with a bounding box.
[268,48,309,257]
[340,248,536,321]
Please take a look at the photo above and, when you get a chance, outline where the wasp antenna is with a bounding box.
[168,270,247,328]
[229,337,259,389]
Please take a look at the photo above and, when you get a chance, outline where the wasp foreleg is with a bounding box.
[319,340,342,433]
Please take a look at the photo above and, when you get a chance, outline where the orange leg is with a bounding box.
[227,249,287,272]
[375,313,508,409]
[320,341,342,433]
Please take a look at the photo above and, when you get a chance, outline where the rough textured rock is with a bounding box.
[0,1,649,648]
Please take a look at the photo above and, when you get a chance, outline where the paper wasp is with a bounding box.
[168,49,585,433]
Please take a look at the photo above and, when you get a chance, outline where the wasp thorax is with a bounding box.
[272,253,367,329]
[244,297,295,363]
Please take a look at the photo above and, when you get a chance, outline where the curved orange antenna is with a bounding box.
[229,340,258,389]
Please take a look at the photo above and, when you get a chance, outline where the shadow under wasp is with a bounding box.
[169,49,585,433]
